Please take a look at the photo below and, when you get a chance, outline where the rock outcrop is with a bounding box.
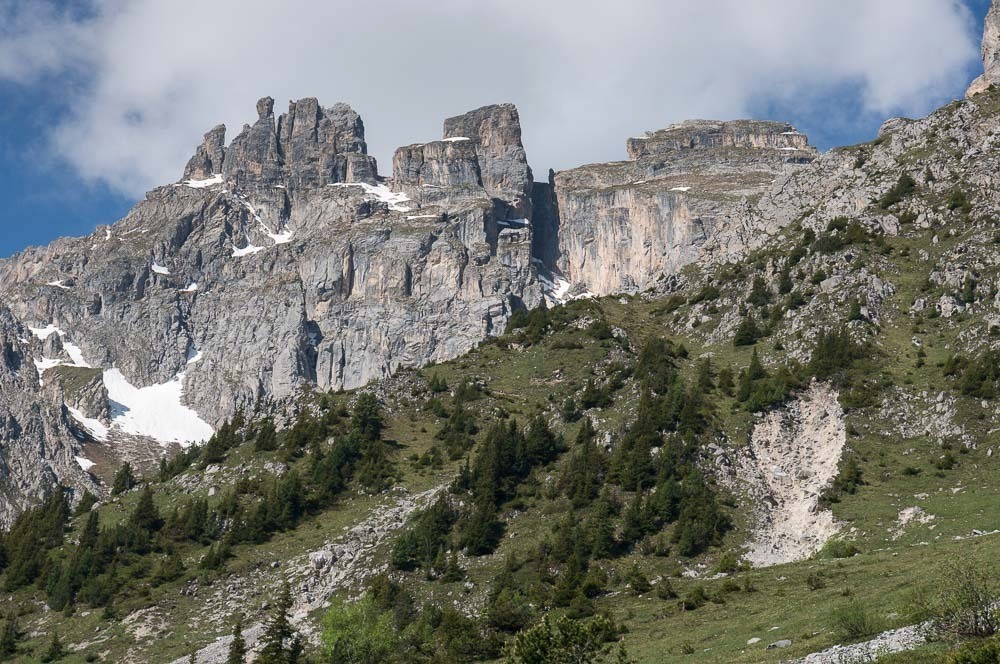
[967,0,1000,97]
[737,381,846,567]
[549,120,816,295]
[392,103,533,221]
[182,124,226,181]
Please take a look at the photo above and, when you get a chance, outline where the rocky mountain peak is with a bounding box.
[256,95,275,118]
[626,119,813,160]
[182,124,226,181]
[967,0,1000,96]
[392,102,533,220]
[185,96,377,195]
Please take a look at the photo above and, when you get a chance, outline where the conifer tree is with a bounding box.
[40,630,66,662]
[226,615,247,664]
[111,462,137,495]
[0,613,19,658]
[129,486,163,533]
[258,582,299,664]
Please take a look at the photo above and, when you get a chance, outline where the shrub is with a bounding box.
[681,585,708,611]
[505,614,624,664]
[947,189,972,215]
[818,539,860,559]
[879,173,917,209]
[831,598,883,640]
[322,596,397,664]
[924,564,1000,639]
[807,571,827,591]
[625,565,651,595]
[948,635,1000,663]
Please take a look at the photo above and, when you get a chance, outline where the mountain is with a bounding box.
[0,3,998,663]
[0,90,822,524]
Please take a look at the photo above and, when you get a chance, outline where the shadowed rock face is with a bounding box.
[968,0,1000,97]
[550,119,817,295]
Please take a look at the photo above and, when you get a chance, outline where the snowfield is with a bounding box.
[103,368,214,446]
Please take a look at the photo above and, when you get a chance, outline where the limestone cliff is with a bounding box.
[547,120,817,295]
[967,0,1000,97]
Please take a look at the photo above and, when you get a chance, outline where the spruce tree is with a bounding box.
[129,487,163,533]
[111,462,137,495]
[226,615,246,664]
[0,613,19,658]
[258,582,298,663]
[40,630,66,662]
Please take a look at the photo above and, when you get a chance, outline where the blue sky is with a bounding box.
[0,0,992,258]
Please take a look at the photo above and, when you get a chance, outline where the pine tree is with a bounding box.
[733,313,760,346]
[566,418,603,507]
[560,396,579,422]
[40,630,66,662]
[748,276,771,307]
[129,487,163,533]
[111,462,137,495]
[226,615,247,664]
[258,582,298,663]
[351,393,383,441]
[0,613,19,658]
[253,419,279,452]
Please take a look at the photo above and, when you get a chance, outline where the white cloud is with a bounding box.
[0,0,982,197]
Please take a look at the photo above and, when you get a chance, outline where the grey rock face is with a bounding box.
[182,124,226,181]
[551,119,817,295]
[968,0,1000,97]
[0,306,96,526]
[625,120,810,159]
[393,139,482,190]
[442,104,534,220]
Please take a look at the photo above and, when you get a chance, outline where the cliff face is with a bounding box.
[0,98,541,459]
[549,120,817,295]
[0,306,97,526]
[967,0,1000,97]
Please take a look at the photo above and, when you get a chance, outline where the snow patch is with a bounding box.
[179,283,199,294]
[62,341,91,368]
[232,243,265,257]
[75,456,96,471]
[181,173,224,189]
[442,136,470,142]
[670,186,691,192]
[45,280,71,289]
[537,268,594,306]
[29,324,61,340]
[151,263,171,275]
[67,406,109,442]
[33,357,64,379]
[186,346,204,364]
[329,182,412,212]
[268,229,294,245]
[103,368,214,446]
